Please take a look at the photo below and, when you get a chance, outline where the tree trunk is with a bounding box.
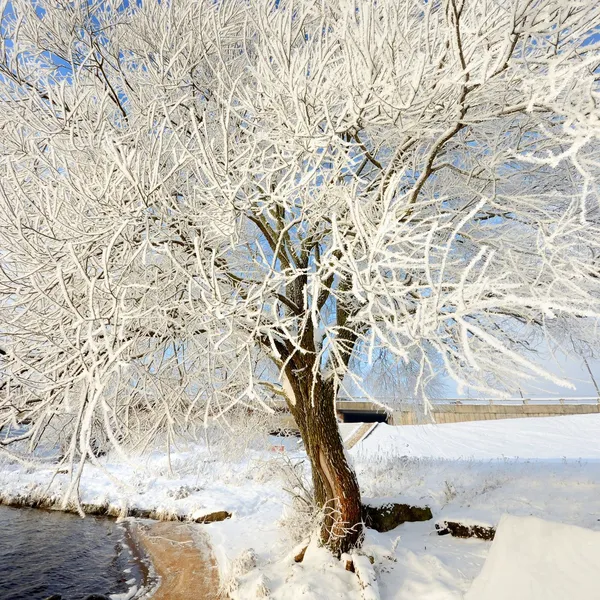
[286,366,363,556]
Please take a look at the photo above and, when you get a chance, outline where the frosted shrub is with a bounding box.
[273,455,322,544]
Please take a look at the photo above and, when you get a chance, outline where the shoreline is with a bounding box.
[0,502,153,600]
[130,520,225,600]
[0,499,227,600]
[0,492,232,523]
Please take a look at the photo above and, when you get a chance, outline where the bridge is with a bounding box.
[334,397,600,425]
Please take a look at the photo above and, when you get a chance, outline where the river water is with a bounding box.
[0,505,148,600]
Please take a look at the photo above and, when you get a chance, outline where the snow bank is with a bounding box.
[0,438,301,592]
[466,514,600,600]
[353,414,600,460]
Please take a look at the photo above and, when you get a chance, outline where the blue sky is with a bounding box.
[446,353,600,400]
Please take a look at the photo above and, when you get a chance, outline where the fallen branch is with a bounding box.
[350,552,380,600]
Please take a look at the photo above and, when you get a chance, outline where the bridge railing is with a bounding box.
[338,396,600,407]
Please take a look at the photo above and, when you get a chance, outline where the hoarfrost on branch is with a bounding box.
[0,0,599,463]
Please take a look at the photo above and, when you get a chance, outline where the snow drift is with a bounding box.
[466,514,600,600]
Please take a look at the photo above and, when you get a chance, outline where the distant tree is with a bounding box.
[1,0,599,553]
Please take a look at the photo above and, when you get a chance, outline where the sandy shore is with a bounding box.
[0,496,227,599]
[130,520,226,600]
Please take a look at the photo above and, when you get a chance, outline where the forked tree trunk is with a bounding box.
[286,365,363,555]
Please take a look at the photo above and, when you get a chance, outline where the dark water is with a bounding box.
[0,505,148,600]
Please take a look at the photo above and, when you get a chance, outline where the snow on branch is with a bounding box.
[0,0,599,469]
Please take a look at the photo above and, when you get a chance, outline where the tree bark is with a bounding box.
[286,363,363,556]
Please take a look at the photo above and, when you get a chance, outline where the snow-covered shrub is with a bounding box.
[195,408,280,462]
[274,455,322,544]
[223,548,259,598]
[232,548,259,577]
[254,574,271,598]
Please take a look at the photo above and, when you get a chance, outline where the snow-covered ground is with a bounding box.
[465,514,600,600]
[354,413,600,460]
[2,414,600,599]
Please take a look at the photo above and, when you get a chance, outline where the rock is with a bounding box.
[294,544,308,563]
[83,595,109,600]
[126,507,183,521]
[362,502,433,532]
[194,510,232,524]
[43,595,62,600]
[81,502,109,516]
[127,506,154,519]
[435,520,496,541]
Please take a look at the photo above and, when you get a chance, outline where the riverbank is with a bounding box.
[0,437,295,597]
[0,491,232,524]
[0,441,289,527]
[4,415,600,599]
[0,501,226,600]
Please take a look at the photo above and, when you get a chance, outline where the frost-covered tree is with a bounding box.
[1,0,600,553]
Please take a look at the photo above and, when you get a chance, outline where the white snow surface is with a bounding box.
[2,415,600,599]
[466,515,600,600]
[353,413,600,460]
